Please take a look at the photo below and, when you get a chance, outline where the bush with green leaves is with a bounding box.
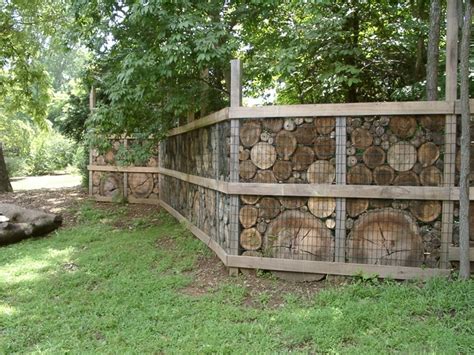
[27,129,76,175]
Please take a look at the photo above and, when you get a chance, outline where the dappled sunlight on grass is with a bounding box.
[0,247,75,285]
[0,303,16,316]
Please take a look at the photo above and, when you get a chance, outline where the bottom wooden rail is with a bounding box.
[158,199,227,263]
[227,256,451,280]
[92,196,160,205]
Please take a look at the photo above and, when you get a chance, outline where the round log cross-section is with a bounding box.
[258,197,281,219]
[347,164,373,185]
[291,146,315,171]
[351,128,373,149]
[240,160,257,180]
[419,166,443,186]
[389,116,417,139]
[363,146,386,169]
[250,142,277,169]
[262,118,283,132]
[393,171,420,186]
[315,117,335,135]
[275,131,297,160]
[253,170,278,183]
[272,160,293,181]
[387,142,417,171]
[373,165,395,185]
[314,137,336,160]
[308,197,336,218]
[240,228,262,251]
[294,124,317,145]
[347,209,423,267]
[418,142,440,167]
[346,199,369,217]
[307,161,335,184]
[265,211,334,261]
[99,173,123,198]
[409,200,442,222]
[418,115,445,131]
[241,195,260,205]
[239,205,259,228]
[129,173,154,198]
[240,121,261,148]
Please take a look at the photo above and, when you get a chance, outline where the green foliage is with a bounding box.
[27,129,76,175]
[0,203,473,353]
[73,144,90,188]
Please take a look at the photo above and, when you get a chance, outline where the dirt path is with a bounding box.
[10,174,82,191]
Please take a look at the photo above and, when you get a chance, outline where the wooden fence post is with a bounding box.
[440,0,458,269]
[335,117,347,262]
[88,86,96,196]
[228,59,242,276]
[123,137,128,199]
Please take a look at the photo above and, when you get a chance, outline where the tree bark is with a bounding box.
[0,143,13,193]
[0,203,62,245]
[426,0,441,100]
[459,0,472,279]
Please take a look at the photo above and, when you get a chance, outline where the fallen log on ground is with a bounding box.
[0,203,62,246]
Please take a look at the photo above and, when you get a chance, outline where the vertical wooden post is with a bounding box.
[213,121,220,247]
[88,87,96,196]
[335,117,347,262]
[440,0,458,269]
[123,137,128,200]
[228,59,242,276]
[458,0,472,278]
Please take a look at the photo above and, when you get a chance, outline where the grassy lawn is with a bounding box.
[0,202,473,353]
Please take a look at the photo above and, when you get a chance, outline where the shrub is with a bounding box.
[27,129,76,175]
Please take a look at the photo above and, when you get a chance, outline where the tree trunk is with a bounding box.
[459,0,472,279]
[426,0,441,100]
[0,143,13,193]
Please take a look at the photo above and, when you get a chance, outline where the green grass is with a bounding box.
[1,203,473,353]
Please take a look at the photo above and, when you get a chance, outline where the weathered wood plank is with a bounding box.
[229,101,456,119]
[93,196,160,205]
[159,200,227,263]
[123,138,128,198]
[167,108,229,137]
[440,0,459,269]
[115,163,474,201]
[158,167,227,193]
[88,87,96,196]
[227,183,464,201]
[226,255,450,280]
[335,116,346,262]
[229,59,242,263]
[88,165,161,173]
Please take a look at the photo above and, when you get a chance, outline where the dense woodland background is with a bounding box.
[1,0,473,182]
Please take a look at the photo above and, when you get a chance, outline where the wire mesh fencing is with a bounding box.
[151,113,457,272]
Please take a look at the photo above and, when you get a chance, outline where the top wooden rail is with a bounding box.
[164,100,473,137]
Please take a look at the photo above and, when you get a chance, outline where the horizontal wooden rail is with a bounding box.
[167,108,229,137]
[227,256,451,280]
[230,101,454,119]
[93,196,160,205]
[229,99,473,119]
[159,200,228,263]
[227,182,462,201]
[113,166,474,201]
[158,167,228,192]
[156,195,452,280]
[88,165,160,173]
